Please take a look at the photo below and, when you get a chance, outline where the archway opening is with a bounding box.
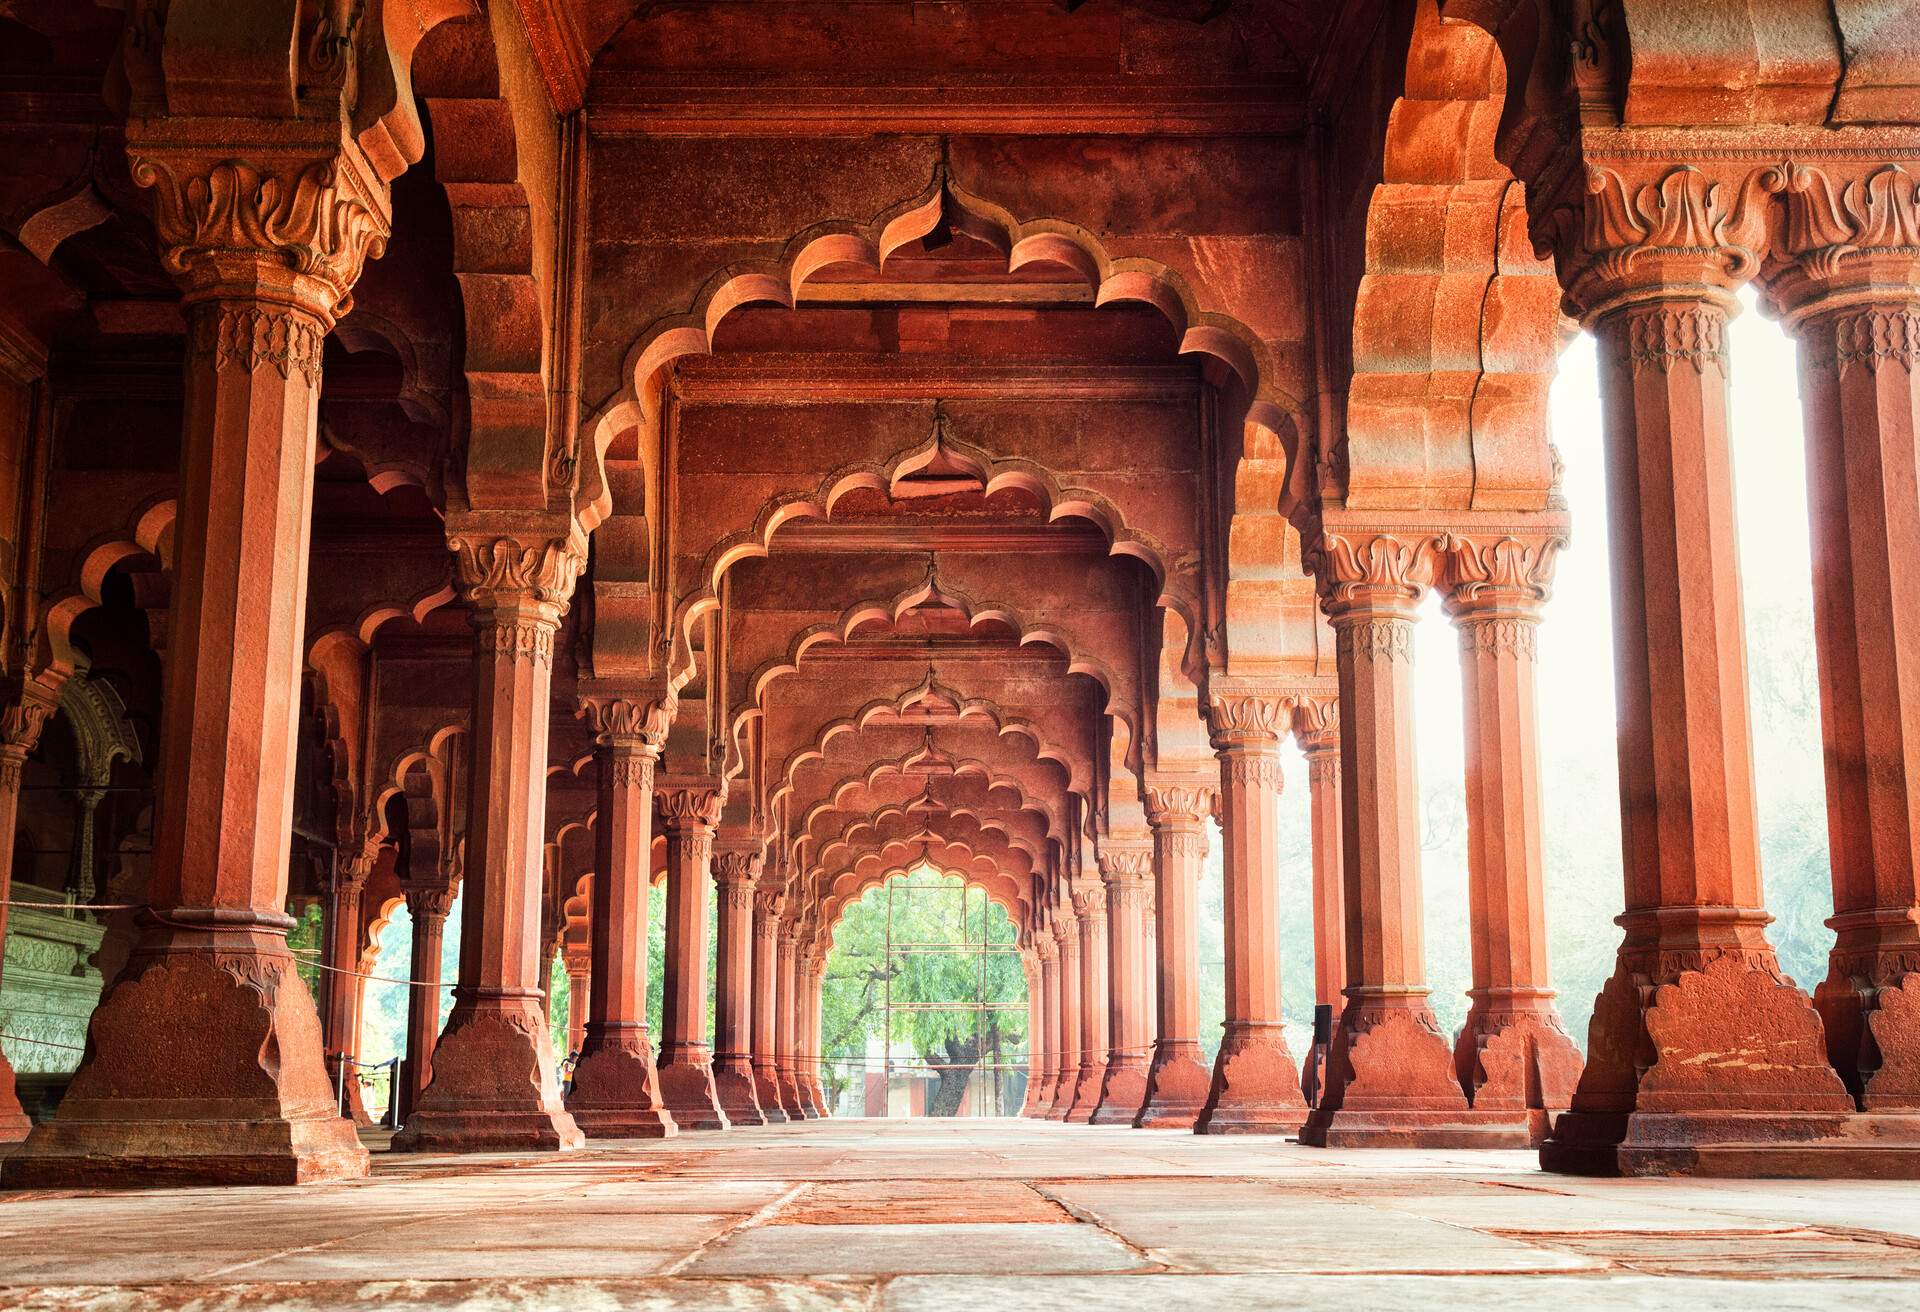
[821,867,1029,1118]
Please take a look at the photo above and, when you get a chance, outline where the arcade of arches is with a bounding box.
[7,0,1920,1249]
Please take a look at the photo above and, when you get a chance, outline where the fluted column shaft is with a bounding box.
[751,893,789,1122]
[1139,784,1213,1127]
[1198,691,1304,1134]
[655,785,728,1130]
[1775,245,1920,1111]
[1541,224,1854,1172]
[1047,921,1081,1119]
[1444,549,1583,1138]
[710,845,766,1125]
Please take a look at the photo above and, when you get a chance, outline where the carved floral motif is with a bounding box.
[582,694,676,749]
[208,305,325,384]
[1581,164,1770,286]
[1207,693,1290,748]
[450,535,586,611]
[657,786,725,833]
[1097,849,1152,880]
[1312,531,1442,610]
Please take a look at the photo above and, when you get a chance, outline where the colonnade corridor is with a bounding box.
[0,1119,1915,1309]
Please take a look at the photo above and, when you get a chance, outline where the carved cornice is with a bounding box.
[127,152,390,319]
[451,533,587,613]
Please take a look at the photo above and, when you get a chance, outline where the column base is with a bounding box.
[1455,1007,1585,1147]
[1298,1004,1473,1145]
[566,1035,678,1139]
[753,1065,789,1123]
[1818,968,1920,1110]
[1021,1075,1057,1117]
[1196,1023,1305,1135]
[712,1056,767,1126]
[658,1045,729,1131]
[1136,1041,1212,1129]
[1044,1074,1075,1120]
[1088,1058,1149,1125]
[0,939,368,1186]
[394,997,584,1154]
[1062,1062,1106,1123]
[327,1056,376,1128]
[1541,955,1860,1175]
[776,1071,807,1119]
[803,1075,829,1117]
[0,1054,32,1143]
[1542,1109,1920,1178]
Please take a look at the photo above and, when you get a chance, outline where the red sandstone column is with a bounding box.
[1020,939,1051,1115]
[3,143,389,1186]
[751,888,790,1122]
[1541,186,1855,1174]
[1442,532,1585,1143]
[1047,916,1081,1119]
[711,842,767,1126]
[1771,211,1920,1112]
[1293,697,1347,1012]
[1063,888,1110,1122]
[800,945,829,1115]
[0,678,61,1140]
[563,950,589,1056]
[398,881,454,1126]
[1139,781,1214,1127]
[566,695,674,1137]
[1027,934,1059,1115]
[1197,689,1305,1134]
[398,531,587,1154]
[775,920,807,1117]
[1302,532,1492,1147]
[1091,849,1153,1123]
[322,849,375,1127]
[655,782,728,1130]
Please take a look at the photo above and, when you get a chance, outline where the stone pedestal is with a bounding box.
[1139,783,1214,1128]
[1443,537,1584,1145]
[1091,852,1153,1124]
[654,783,728,1131]
[710,844,767,1126]
[1540,254,1859,1175]
[1198,691,1306,1134]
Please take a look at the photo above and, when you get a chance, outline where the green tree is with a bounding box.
[820,870,1027,1116]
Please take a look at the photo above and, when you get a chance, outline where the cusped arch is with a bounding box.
[37,497,176,678]
[1343,0,1560,514]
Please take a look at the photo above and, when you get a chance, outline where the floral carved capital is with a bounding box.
[581,692,675,750]
[1207,692,1291,751]
[128,154,390,318]
[714,850,763,885]
[1310,531,1442,614]
[656,785,725,834]
[1097,849,1153,881]
[450,534,586,613]
[1144,781,1214,828]
[1440,533,1564,612]
[1291,693,1340,750]
[1577,163,1770,306]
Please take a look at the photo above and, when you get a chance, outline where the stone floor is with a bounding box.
[2,1118,1919,1309]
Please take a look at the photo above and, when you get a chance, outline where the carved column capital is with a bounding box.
[1053,916,1079,949]
[1290,692,1341,752]
[1206,688,1292,752]
[1069,887,1107,927]
[754,888,787,924]
[656,784,725,836]
[1097,848,1153,884]
[450,531,587,616]
[403,882,456,920]
[1569,162,1770,317]
[580,688,675,751]
[1438,530,1566,617]
[1309,528,1442,618]
[1144,780,1214,831]
[127,145,391,322]
[714,848,763,887]
[0,675,63,786]
[1764,161,1920,322]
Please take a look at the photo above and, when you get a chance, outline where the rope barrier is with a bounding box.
[0,899,144,911]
